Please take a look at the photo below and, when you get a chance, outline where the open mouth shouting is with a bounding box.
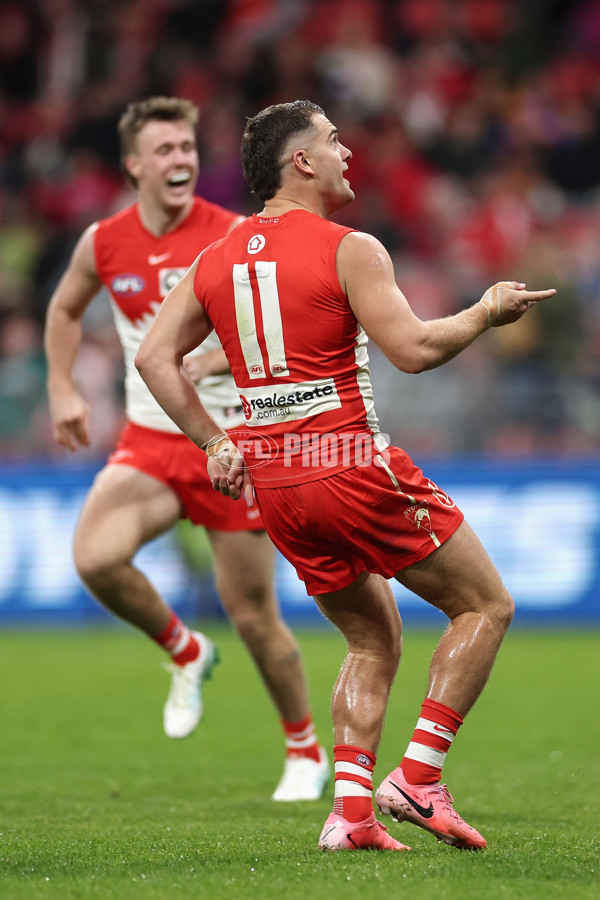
[167,171,192,188]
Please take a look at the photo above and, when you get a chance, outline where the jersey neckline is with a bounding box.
[134,197,199,240]
[252,208,315,225]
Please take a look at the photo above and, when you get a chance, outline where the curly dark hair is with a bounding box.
[241,100,324,202]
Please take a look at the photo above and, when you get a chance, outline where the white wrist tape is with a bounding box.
[200,433,230,456]
[478,281,512,326]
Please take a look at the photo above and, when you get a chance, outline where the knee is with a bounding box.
[347,611,403,674]
[73,541,119,591]
[470,585,513,636]
[381,611,403,669]
[494,587,515,633]
[218,576,278,641]
[387,620,403,674]
[226,599,278,651]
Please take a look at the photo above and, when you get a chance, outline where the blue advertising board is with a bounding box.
[1,458,599,625]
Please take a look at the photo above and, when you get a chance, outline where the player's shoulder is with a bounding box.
[200,212,249,252]
[95,203,138,237]
[67,220,101,275]
[336,230,392,290]
[189,195,240,227]
[338,229,388,259]
[288,212,355,254]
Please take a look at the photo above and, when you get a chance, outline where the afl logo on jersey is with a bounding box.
[247,234,266,254]
[112,274,145,296]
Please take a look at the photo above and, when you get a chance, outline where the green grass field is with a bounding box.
[1,625,598,899]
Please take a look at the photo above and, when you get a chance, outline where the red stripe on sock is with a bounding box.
[421,698,463,733]
[152,611,181,650]
[401,759,441,785]
[172,633,200,666]
[281,714,321,762]
[333,745,376,768]
[412,729,454,752]
[401,699,463,785]
[282,714,312,737]
[333,744,376,823]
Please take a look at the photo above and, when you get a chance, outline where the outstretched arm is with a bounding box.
[338,232,556,373]
[44,224,103,451]
[135,260,251,503]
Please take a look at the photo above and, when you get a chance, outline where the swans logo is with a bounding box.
[247,234,266,254]
[404,502,433,533]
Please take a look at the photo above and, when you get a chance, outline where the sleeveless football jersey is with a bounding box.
[193,209,389,487]
[94,197,244,432]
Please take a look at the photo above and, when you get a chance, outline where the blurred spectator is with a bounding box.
[0,312,47,454]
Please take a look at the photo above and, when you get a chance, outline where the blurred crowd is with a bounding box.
[2,0,600,460]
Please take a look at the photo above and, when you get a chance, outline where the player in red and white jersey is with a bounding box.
[193,208,390,487]
[95,195,244,434]
[136,101,556,851]
[45,97,328,803]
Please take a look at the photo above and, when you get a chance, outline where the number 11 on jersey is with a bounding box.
[233,261,289,380]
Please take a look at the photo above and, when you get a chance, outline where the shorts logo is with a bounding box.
[112,274,145,296]
[356,754,371,766]
[428,479,455,507]
[110,449,134,463]
[247,234,266,254]
[404,502,433,533]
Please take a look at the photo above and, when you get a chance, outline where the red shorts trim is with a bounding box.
[107,422,264,532]
[254,446,464,595]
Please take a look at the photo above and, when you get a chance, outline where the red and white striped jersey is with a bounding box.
[95,197,244,432]
[193,209,389,487]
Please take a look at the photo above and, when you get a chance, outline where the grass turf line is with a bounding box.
[0,626,597,899]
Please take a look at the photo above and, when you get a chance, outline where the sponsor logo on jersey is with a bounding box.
[111,274,145,296]
[148,252,171,264]
[159,267,187,297]
[247,234,266,254]
[237,378,341,425]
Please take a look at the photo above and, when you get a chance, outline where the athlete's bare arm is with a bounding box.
[135,258,215,436]
[135,260,249,500]
[44,223,103,450]
[338,232,556,374]
[182,347,230,381]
